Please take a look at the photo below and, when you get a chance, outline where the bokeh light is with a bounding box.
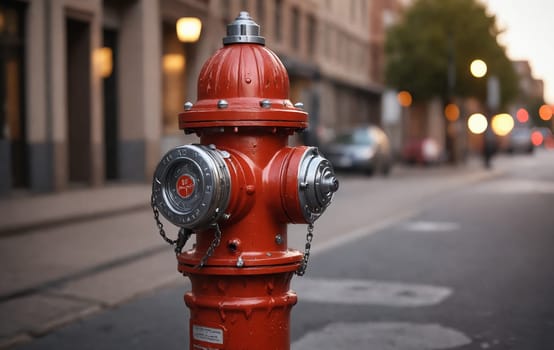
[491,113,514,136]
[516,108,529,123]
[470,59,487,78]
[176,17,202,43]
[163,54,185,73]
[531,131,544,146]
[397,91,412,107]
[468,113,488,134]
[444,103,460,122]
[538,104,553,121]
[93,47,113,78]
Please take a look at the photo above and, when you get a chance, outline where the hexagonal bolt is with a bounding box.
[236,255,244,267]
[217,99,229,109]
[259,99,271,108]
[294,102,304,109]
[183,101,193,110]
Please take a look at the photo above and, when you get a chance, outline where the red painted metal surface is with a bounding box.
[178,130,306,348]
[179,43,308,131]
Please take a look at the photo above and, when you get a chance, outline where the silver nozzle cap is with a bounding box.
[223,11,265,45]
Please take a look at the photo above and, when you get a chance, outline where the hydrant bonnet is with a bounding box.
[223,11,265,45]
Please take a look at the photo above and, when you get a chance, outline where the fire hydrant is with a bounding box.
[151,12,338,349]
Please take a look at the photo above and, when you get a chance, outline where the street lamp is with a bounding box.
[470,59,499,168]
[93,47,113,78]
[468,113,488,134]
[490,113,514,137]
[470,59,487,78]
[397,91,412,149]
[176,17,202,43]
[538,104,553,122]
[397,90,412,107]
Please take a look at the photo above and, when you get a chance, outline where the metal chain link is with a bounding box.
[151,194,191,255]
[174,227,193,255]
[296,223,314,276]
[151,194,177,246]
[197,223,222,268]
[151,194,222,268]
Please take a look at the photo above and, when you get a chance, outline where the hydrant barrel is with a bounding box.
[151,11,338,349]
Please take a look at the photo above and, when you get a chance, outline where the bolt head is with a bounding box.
[294,102,304,109]
[183,101,193,110]
[236,256,244,267]
[217,99,229,109]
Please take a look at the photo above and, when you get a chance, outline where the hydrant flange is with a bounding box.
[152,144,231,229]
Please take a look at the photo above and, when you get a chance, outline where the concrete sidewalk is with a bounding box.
[0,183,151,236]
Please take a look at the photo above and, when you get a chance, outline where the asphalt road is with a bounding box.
[13,150,554,349]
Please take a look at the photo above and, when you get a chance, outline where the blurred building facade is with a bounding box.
[512,60,544,103]
[0,0,395,196]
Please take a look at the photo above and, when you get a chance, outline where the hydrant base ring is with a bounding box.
[178,250,303,275]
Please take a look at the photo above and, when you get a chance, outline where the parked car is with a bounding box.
[401,137,441,165]
[322,126,392,176]
[506,126,534,153]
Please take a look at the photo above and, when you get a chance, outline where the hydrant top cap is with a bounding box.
[223,11,265,45]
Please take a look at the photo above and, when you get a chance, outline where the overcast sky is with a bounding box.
[481,0,554,104]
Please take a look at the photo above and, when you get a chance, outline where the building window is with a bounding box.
[324,25,330,57]
[0,2,27,187]
[221,0,231,21]
[256,0,265,25]
[291,7,300,50]
[275,0,282,42]
[307,15,316,57]
[360,0,367,24]
[240,0,248,12]
[162,22,187,135]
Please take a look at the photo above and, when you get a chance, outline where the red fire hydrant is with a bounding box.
[151,12,338,349]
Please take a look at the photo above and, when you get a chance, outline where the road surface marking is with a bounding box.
[481,179,554,194]
[292,278,451,307]
[292,322,471,350]
[404,221,460,232]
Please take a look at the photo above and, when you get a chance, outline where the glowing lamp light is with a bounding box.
[444,103,460,122]
[516,108,529,123]
[491,113,514,136]
[468,113,488,134]
[397,91,412,107]
[176,17,202,43]
[93,47,113,78]
[538,104,553,121]
[470,59,487,78]
[163,54,185,73]
[0,11,5,33]
[531,131,544,146]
